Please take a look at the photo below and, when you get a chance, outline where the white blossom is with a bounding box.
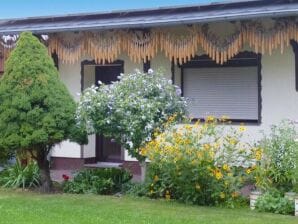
[148,68,154,74]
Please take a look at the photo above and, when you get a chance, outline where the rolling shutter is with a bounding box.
[183,66,259,121]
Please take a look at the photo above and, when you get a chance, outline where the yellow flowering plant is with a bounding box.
[141,117,256,206]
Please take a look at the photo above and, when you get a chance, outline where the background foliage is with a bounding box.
[63,168,132,194]
[255,191,294,215]
[254,120,298,193]
[0,160,40,189]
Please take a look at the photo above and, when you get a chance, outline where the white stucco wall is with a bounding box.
[119,53,143,74]
[151,52,172,79]
[50,58,83,158]
[244,47,298,140]
[82,65,96,158]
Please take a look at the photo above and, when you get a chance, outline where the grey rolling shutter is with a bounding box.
[183,67,258,120]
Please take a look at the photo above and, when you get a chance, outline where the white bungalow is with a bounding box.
[0,0,297,174]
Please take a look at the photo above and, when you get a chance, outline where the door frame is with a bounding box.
[80,59,125,162]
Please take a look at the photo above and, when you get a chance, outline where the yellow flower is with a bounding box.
[197,151,203,159]
[203,143,211,150]
[213,142,220,149]
[255,150,262,160]
[246,168,252,174]
[153,175,159,182]
[228,138,237,145]
[195,184,201,191]
[206,115,216,123]
[227,173,233,177]
[222,164,230,171]
[231,192,239,198]
[215,170,223,180]
[239,125,247,132]
[165,190,171,200]
[185,124,193,131]
[209,151,215,158]
[220,192,225,199]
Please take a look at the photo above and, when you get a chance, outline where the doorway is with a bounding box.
[94,61,124,162]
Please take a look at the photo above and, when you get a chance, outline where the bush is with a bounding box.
[254,120,298,193]
[255,191,294,215]
[141,117,256,207]
[0,161,40,189]
[63,168,132,195]
[121,182,148,197]
[76,69,187,162]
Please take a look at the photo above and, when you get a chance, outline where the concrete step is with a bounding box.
[84,162,123,169]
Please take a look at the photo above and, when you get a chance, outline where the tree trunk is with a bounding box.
[36,151,53,193]
[140,161,147,183]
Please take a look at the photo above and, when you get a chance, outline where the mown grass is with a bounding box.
[0,189,296,224]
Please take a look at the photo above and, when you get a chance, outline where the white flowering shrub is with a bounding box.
[76,69,187,161]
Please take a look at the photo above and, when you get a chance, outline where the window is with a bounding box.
[181,52,261,123]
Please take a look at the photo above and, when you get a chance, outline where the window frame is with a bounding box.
[180,51,262,124]
[290,40,298,92]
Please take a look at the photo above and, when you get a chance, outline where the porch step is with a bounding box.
[84,162,123,169]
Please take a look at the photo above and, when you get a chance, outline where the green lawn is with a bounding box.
[0,189,296,224]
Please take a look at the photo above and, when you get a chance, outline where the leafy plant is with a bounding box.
[76,69,187,162]
[141,117,256,207]
[254,120,298,192]
[255,191,294,215]
[0,32,87,192]
[0,161,40,189]
[121,182,148,197]
[63,168,132,195]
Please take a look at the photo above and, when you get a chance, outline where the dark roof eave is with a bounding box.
[0,2,298,34]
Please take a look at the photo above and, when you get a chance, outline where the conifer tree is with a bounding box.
[0,32,86,192]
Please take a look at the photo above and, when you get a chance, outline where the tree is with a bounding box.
[77,69,187,181]
[0,32,86,192]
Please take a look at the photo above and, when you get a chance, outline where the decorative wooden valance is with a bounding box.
[2,19,298,66]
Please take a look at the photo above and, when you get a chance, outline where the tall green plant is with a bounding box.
[255,120,298,192]
[0,161,40,189]
[0,32,87,192]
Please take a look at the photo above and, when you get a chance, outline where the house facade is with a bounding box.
[0,0,297,173]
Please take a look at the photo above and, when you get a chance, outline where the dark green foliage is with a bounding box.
[0,32,86,152]
[0,32,87,191]
[255,191,294,215]
[0,161,40,189]
[121,182,148,197]
[63,168,132,195]
[0,32,86,191]
[256,121,297,193]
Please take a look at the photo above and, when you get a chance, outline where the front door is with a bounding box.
[95,63,123,162]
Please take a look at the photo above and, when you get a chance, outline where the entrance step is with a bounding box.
[84,162,123,169]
